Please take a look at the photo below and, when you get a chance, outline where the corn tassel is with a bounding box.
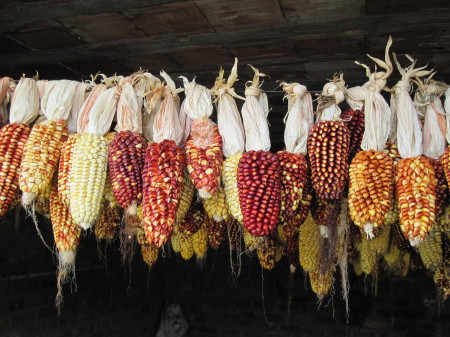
[222,153,243,223]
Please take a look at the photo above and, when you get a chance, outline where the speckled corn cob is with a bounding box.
[429,158,448,217]
[94,204,121,241]
[418,225,443,272]
[136,226,159,266]
[434,266,450,299]
[238,150,281,237]
[108,131,147,213]
[307,121,350,200]
[179,232,194,260]
[20,120,68,204]
[383,142,402,164]
[191,222,208,259]
[392,222,413,253]
[0,123,31,217]
[179,202,204,235]
[103,173,118,208]
[341,109,365,162]
[227,218,243,250]
[202,185,229,222]
[257,236,276,270]
[360,236,378,275]
[142,139,185,247]
[175,171,195,224]
[69,133,108,229]
[285,233,300,267]
[57,134,80,206]
[395,156,436,246]
[223,153,243,223]
[186,123,223,198]
[348,150,394,237]
[35,195,51,219]
[299,214,321,272]
[309,267,334,299]
[206,216,227,249]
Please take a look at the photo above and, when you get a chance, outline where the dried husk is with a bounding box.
[181,77,213,120]
[85,86,119,135]
[115,77,142,133]
[316,74,346,122]
[67,82,88,134]
[9,77,40,124]
[77,84,107,134]
[41,80,79,122]
[140,73,162,142]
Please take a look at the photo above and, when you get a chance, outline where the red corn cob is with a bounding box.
[341,109,365,162]
[430,157,448,217]
[178,201,204,235]
[237,150,281,237]
[142,139,185,247]
[206,216,227,249]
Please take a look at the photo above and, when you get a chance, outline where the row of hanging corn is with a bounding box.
[0,37,450,309]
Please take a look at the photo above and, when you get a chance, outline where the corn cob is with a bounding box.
[257,236,276,270]
[0,123,31,217]
[310,267,334,299]
[69,133,108,229]
[307,121,350,200]
[341,109,365,162]
[382,142,402,164]
[179,201,204,235]
[103,173,118,208]
[175,171,195,224]
[94,205,121,241]
[392,222,413,253]
[395,156,436,246]
[35,194,51,219]
[310,195,341,229]
[227,218,243,250]
[442,145,450,189]
[20,119,68,205]
[418,225,443,271]
[285,233,300,267]
[206,216,227,249]
[430,158,448,217]
[353,256,363,276]
[243,228,258,252]
[349,150,394,237]
[360,236,378,275]
[202,185,229,222]
[434,266,450,299]
[57,134,80,206]
[186,122,223,198]
[222,153,244,223]
[171,228,181,253]
[136,225,159,266]
[299,214,321,272]
[179,232,194,260]
[383,201,399,226]
[143,139,185,247]
[277,224,286,243]
[237,150,281,236]
[396,252,411,277]
[191,222,208,259]
[384,241,401,266]
[108,131,148,214]
[438,205,450,233]
[374,224,391,256]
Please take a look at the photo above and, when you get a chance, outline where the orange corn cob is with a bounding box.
[307,121,350,200]
[348,150,394,237]
[237,150,281,237]
[395,156,436,246]
[20,120,68,205]
[108,131,148,214]
[429,158,448,217]
[383,142,402,164]
[186,122,223,198]
[142,139,185,247]
[57,134,80,206]
[0,123,31,217]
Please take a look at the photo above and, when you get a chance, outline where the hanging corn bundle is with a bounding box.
[69,81,118,229]
[391,55,436,247]
[20,80,78,207]
[0,77,38,217]
[142,72,185,247]
[346,37,395,239]
[109,76,148,216]
[213,59,246,224]
[181,77,223,198]
[308,74,349,201]
[237,66,280,237]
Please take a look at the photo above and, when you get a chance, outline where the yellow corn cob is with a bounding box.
[69,133,108,229]
[179,232,194,260]
[383,200,399,226]
[353,256,363,276]
[438,205,450,233]
[141,244,159,266]
[374,225,391,256]
[243,228,258,252]
[103,173,118,208]
[298,213,321,272]
[222,153,243,223]
[171,228,181,253]
[57,134,80,206]
[434,266,450,299]
[202,185,229,221]
[277,225,286,244]
[20,120,68,205]
[257,236,276,270]
[418,225,443,272]
[360,237,378,275]
[191,222,208,259]
[384,241,401,266]
[310,268,334,299]
[94,205,121,241]
[175,171,195,224]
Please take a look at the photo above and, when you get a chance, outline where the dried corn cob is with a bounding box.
[310,267,334,299]
[434,266,450,299]
[191,222,208,259]
[94,205,121,241]
[175,171,195,224]
[257,236,276,270]
[222,153,244,223]
[143,139,185,247]
[227,218,243,250]
[179,201,204,235]
[299,214,321,272]
[0,123,31,217]
[341,109,365,162]
[418,225,443,272]
[382,142,402,164]
[285,233,300,267]
[206,216,227,249]
[384,241,401,266]
[108,131,147,214]
[392,222,413,253]
[360,236,378,275]
[179,232,194,260]
[438,205,450,233]
[374,224,391,256]
[277,225,286,243]
[383,201,399,226]
[103,173,118,208]
[348,150,394,237]
[430,158,448,217]
[141,244,159,266]
[307,120,350,200]
[395,156,436,246]
[243,228,258,252]
[442,146,450,188]
[202,185,229,222]
[20,120,68,205]
[57,134,80,206]
[353,256,363,276]
[171,228,181,253]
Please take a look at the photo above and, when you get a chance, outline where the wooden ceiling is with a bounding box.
[1,0,449,148]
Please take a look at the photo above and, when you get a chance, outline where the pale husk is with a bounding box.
[115,77,142,133]
[179,100,191,147]
[389,94,398,143]
[41,80,79,122]
[9,77,40,124]
[77,84,107,133]
[281,82,313,155]
[316,74,346,122]
[85,86,119,135]
[152,71,184,145]
[0,77,11,124]
[446,88,450,139]
[67,82,88,134]
[346,37,393,152]
[141,73,163,142]
[212,58,245,157]
[241,65,270,152]
[181,77,213,120]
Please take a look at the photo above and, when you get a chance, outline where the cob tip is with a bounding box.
[363,222,375,239]
[80,222,92,230]
[21,192,36,206]
[126,201,137,216]
[319,225,329,239]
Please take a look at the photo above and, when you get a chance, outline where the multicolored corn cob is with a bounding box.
[179,201,204,235]
[57,134,80,206]
[94,204,121,241]
[429,158,448,217]
[227,218,243,250]
[341,109,365,162]
[222,153,243,223]
[382,142,402,164]
[206,216,227,249]
[243,228,259,252]
[309,267,334,299]
[143,139,185,247]
[257,236,276,270]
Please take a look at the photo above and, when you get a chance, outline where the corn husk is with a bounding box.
[67,82,88,134]
[85,86,119,135]
[445,88,450,136]
[77,84,108,134]
[140,73,163,142]
[9,77,40,124]
[317,74,346,122]
[115,77,141,133]
[181,77,213,120]
[41,80,79,122]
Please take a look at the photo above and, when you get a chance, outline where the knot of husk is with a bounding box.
[316,73,346,122]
